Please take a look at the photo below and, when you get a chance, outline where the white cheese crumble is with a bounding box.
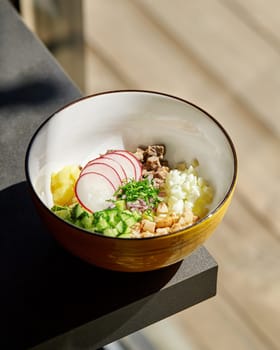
[164,164,214,217]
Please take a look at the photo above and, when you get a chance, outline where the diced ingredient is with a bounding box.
[50,145,214,238]
[52,202,141,238]
[51,165,81,206]
[134,144,169,188]
[164,165,213,217]
[93,207,141,237]
[113,178,161,211]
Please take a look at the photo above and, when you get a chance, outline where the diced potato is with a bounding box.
[156,227,170,235]
[155,215,173,228]
[156,202,169,215]
[51,165,81,206]
[141,219,156,233]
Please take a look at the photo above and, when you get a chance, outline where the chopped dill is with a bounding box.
[114,178,160,208]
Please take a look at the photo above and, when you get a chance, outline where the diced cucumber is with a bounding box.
[93,210,107,221]
[118,231,131,238]
[71,203,87,220]
[103,228,119,237]
[132,210,142,221]
[55,208,71,221]
[142,210,154,221]
[125,216,137,227]
[115,220,127,234]
[107,208,120,226]
[53,197,146,237]
[114,200,126,211]
[119,212,137,227]
[120,210,141,222]
[119,212,132,221]
[95,216,110,231]
[80,214,93,229]
[122,209,134,216]
[73,204,87,219]
[52,205,67,212]
[122,223,132,235]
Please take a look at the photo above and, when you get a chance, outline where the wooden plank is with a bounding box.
[83,0,280,235]
[84,46,127,93]
[138,316,201,350]
[222,0,280,43]
[214,102,280,236]
[136,0,280,137]
[205,197,280,349]
[83,0,217,97]
[174,296,269,350]
[19,0,36,32]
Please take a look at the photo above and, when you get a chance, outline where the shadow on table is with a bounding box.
[0,181,182,349]
[0,78,62,109]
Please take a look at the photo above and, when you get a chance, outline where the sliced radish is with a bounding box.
[75,171,115,212]
[83,158,101,169]
[105,152,136,180]
[100,155,127,180]
[81,162,122,189]
[114,150,142,180]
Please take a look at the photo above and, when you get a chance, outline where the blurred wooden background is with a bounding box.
[19,0,280,349]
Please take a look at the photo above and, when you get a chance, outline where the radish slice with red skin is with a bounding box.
[104,152,136,180]
[75,171,115,213]
[83,157,108,169]
[113,150,142,180]
[88,155,127,180]
[81,162,122,189]
[100,155,127,180]
[83,155,128,181]
[81,158,102,174]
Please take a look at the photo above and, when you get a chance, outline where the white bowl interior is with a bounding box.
[27,91,236,212]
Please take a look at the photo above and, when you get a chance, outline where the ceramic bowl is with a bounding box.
[25,90,237,272]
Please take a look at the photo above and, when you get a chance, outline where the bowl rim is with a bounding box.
[25,89,238,241]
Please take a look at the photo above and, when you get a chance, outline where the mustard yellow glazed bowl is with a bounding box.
[25,90,237,272]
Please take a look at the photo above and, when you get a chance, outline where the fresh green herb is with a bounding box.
[114,178,160,208]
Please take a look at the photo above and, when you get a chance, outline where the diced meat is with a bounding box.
[134,147,145,162]
[136,144,170,190]
[144,145,165,159]
[153,166,169,180]
[136,144,168,166]
[145,156,162,171]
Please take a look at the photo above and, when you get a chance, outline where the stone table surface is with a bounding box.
[0,1,217,349]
